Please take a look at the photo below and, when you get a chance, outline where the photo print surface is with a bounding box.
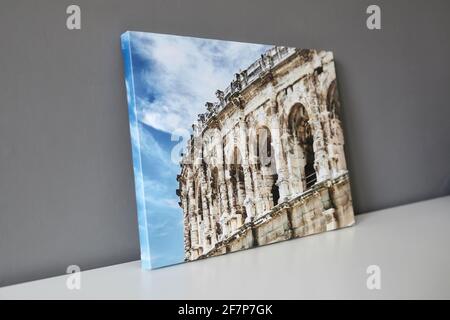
[121,31,355,269]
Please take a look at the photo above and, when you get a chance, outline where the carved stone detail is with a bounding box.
[177,48,355,261]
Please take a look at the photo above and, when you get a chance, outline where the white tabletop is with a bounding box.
[1,196,449,300]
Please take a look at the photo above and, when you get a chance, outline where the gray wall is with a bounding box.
[0,0,449,287]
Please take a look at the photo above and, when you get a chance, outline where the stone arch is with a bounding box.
[326,80,341,120]
[282,80,312,118]
[287,103,317,192]
[254,126,279,208]
[223,133,240,167]
[326,80,343,142]
[326,79,346,176]
[203,127,221,165]
[246,123,261,167]
[256,126,272,167]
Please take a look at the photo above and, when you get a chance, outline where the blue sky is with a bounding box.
[124,31,270,268]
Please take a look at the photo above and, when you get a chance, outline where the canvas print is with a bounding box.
[121,31,355,269]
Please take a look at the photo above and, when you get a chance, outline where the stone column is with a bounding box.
[286,136,305,195]
[191,165,205,250]
[238,116,256,221]
[181,188,191,255]
[251,165,265,216]
[187,168,196,216]
[304,85,331,182]
[225,166,237,230]
[247,126,264,217]
[242,166,255,221]
[269,101,291,201]
[205,166,218,244]
[260,166,275,209]
[215,137,231,238]
[319,109,331,173]
[186,168,197,252]
[219,214,228,240]
[199,169,211,238]
[223,131,238,230]
[189,215,199,249]
[326,117,347,178]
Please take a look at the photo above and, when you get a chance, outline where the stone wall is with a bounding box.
[203,174,354,258]
[177,46,355,262]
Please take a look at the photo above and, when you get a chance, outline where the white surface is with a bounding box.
[1,196,449,300]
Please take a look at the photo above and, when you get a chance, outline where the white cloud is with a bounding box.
[132,120,180,172]
[146,195,180,212]
[131,32,271,134]
[161,198,180,209]
[138,124,167,163]
[143,177,181,211]
[144,178,168,193]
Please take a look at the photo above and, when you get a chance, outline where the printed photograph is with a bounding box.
[121,31,355,269]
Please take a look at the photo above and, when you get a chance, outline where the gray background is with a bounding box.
[0,0,449,287]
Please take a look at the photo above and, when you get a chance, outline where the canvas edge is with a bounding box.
[120,31,153,270]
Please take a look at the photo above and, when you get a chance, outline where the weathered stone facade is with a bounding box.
[176,46,355,261]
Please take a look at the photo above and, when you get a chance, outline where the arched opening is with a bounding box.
[288,104,317,190]
[256,126,272,167]
[271,174,280,206]
[210,166,220,239]
[327,80,341,120]
[196,181,203,222]
[210,167,219,208]
[215,222,222,237]
[229,147,247,220]
[326,80,346,176]
[257,126,279,208]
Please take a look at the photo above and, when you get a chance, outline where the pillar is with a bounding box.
[269,101,291,201]
[251,165,265,216]
[215,137,231,238]
[304,84,331,182]
[238,116,256,221]
[286,135,305,195]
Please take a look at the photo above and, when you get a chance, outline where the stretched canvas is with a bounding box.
[121,31,355,269]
